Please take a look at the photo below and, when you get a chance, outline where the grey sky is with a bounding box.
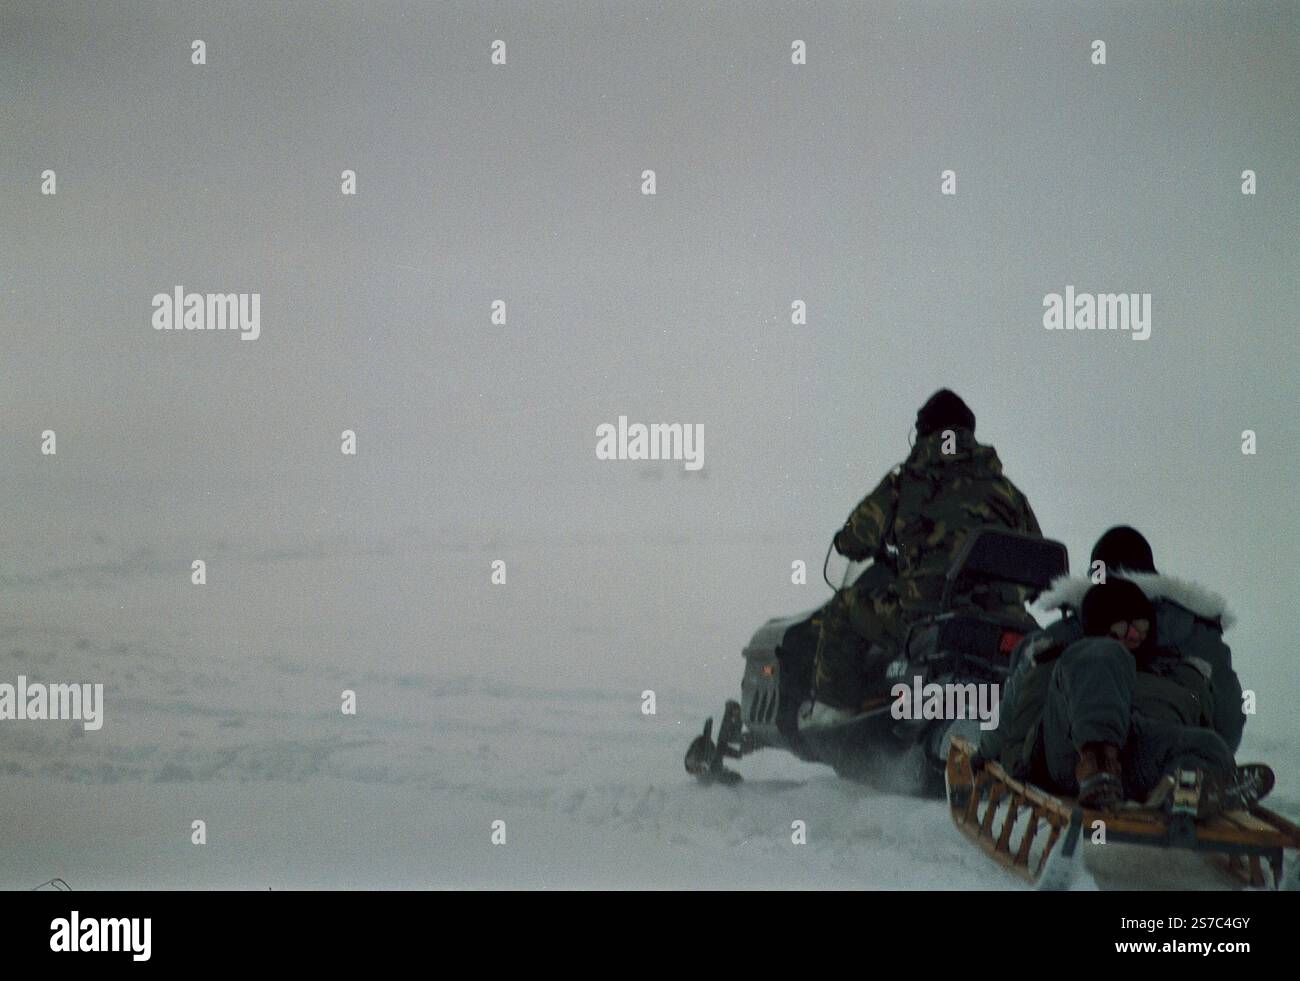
[2,2,1296,656]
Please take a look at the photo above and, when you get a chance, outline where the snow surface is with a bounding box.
[1,532,1294,890]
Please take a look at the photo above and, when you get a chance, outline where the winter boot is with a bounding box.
[1075,741,1123,810]
[1156,764,1278,848]
[1201,763,1276,817]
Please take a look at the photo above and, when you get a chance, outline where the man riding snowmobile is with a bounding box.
[805,389,1042,728]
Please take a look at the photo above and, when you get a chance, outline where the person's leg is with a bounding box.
[1123,716,1236,800]
[848,587,904,689]
[811,588,868,710]
[1039,637,1136,793]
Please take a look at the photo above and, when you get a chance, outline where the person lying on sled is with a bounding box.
[998,525,1246,753]
[975,578,1271,815]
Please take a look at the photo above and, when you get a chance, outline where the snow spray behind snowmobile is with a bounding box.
[685,526,1069,795]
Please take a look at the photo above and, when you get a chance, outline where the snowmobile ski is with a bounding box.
[684,700,749,786]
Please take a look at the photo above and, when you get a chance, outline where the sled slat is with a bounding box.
[1013,808,1040,868]
[1222,809,1280,835]
[1252,804,1300,843]
[1191,814,1294,848]
[1248,855,1265,888]
[981,783,1005,836]
[996,800,1020,854]
[963,777,982,826]
[1037,822,1062,877]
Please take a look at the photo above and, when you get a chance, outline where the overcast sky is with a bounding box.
[2,2,1295,640]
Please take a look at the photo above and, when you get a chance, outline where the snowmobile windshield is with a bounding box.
[840,556,873,591]
[822,538,884,593]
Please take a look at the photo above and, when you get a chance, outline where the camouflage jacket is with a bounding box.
[838,427,1041,611]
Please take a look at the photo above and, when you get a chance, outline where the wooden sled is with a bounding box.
[946,736,1300,889]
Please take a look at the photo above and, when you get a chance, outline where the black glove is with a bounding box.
[834,528,869,561]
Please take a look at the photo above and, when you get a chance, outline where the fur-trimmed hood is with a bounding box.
[1036,572,1234,631]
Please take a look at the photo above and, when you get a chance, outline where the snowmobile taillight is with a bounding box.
[998,631,1023,656]
[761,664,776,677]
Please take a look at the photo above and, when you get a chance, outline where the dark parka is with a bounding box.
[812,427,1041,710]
[978,573,1246,777]
[836,426,1041,617]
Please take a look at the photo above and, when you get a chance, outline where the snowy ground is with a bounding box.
[1,532,1295,890]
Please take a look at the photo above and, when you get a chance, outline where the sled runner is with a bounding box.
[946,736,1300,890]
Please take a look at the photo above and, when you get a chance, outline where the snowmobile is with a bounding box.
[685,525,1069,796]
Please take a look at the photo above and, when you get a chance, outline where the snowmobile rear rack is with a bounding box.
[946,736,1300,889]
[939,528,1068,611]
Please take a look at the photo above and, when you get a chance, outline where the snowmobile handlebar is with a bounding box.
[823,533,895,592]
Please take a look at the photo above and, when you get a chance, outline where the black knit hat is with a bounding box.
[1081,579,1156,637]
[1090,526,1157,574]
[916,389,975,438]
